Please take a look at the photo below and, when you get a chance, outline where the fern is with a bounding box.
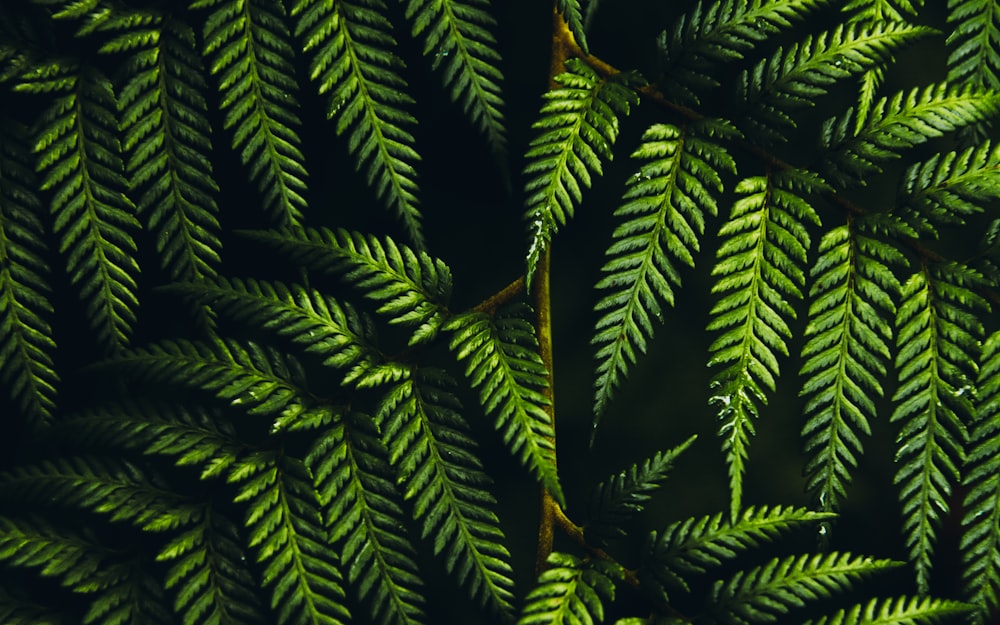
[844,0,921,22]
[707,170,824,520]
[892,262,987,593]
[591,119,736,425]
[291,0,423,247]
[799,217,907,513]
[517,553,620,625]
[555,0,589,54]
[802,596,974,625]
[195,0,308,227]
[445,305,562,505]
[0,119,58,428]
[0,516,119,593]
[947,0,1000,90]
[375,368,516,619]
[522,58,639,283]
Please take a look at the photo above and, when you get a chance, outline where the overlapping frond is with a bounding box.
[799,217,907,513]
[709,552,899,624]
[375,368,516,619]
[245,227,452,345]
[445,306,561,505]
[555,0,588,53]
[738,21,932,144]
[522,58,639,283]
[802,596,974,625]
[83,555,174,625]
[821,83,1000,186]
[108,12,222,282]
[591,120,736,424]
[843,0,920,21]
[586,436,695,543]
[229,453,350,625]
[892,262,987,593]
[404,0,506,158]
[196,0,308,227]
[21,63,140,353]
[291,0,423,247]
[642,505,833,601]
[947,0,1000,90]
[517,552,620,625]
[308,411,426,625]
[0,119,58,428]
[707,170,824,519]
[961,331,1000,618]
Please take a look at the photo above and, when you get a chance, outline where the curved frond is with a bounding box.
[0,119,58,428]
[229,453,351,625]
[591,119,737,424]
[522,58,639,283]
[291,0,423,247]
[947,0,1000,90]
[404,0,506,158]
[517,552,620,625]
[802,596,974,625]
[844,0,920,21]
[445,305,562,505]
[196,0,308,227]
[244,227,452,345]
[308,411,426,625]
[892,262,987,593]
[375,368,516,618]
[707,170,824,519]
[799,217,907,513]
[86,554,176,625]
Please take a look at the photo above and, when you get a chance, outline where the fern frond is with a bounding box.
[291,0,423,247]
[844,0,920,22]
[111,13,222,281]
[892,262,987,593]
[739,21,933,144]
[555,0,588,54]
[229,452,351,625]
[710,552,900,624]
[0,584,71,625]
[517,552,620,625]
[658,0,824,106]
[24,64,141,353]
[82,555,173,625]
[166,276,382,387]
[404,0,506,158]
[591,120,737,424]
[947,0,1000,90]
[960,330,1000,616]
[445,306,562,505]
[196,0,308,227]
[308,411,426,625]
[244,227,452,345]
[799,217,906,513]
[821,83,1000,186]
[375,368,516,618]
[0,516,119,593]
[0,119,58,428]
[642,505,834,601]
[707,170,824,519]
[802,595,974,625]
[587,435,696,543]
[522,58,639,283]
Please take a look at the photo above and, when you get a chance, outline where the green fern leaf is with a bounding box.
[0,516,119,593]
[445,305,562,506]
[555,0,588,53]
[587,436,696,543]
[844,0,920,21]
[291,0,423,247]
[709,552,900,624]
[802,595,974,625]
[108,12,223,282]
[947,0,1000,90]
[517,552,621,625]
[961,331,1000,617]
[892,262,987,593]
[244,227,452,345]
[0,584,71,625]
[707,170,824,520]
[591,120,737,424]
[195,0,308,227]
[799,217,907,513]
[308,411,426,625]
[739,21,933,144]
[0,119,58,428]
[522,58,639,284]
[642,505,834,601]
[230,452,351,625]
[821,83,1000,187]
[404,0,507,159]
[376,368,516,618]
[82,555,173,625]
[22,63,141,353]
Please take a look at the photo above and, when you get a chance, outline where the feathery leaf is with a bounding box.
[517,553,621,625]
